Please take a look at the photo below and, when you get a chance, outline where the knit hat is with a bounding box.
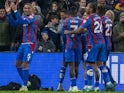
[120,12,124,17]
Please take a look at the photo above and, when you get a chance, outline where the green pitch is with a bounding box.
[0,91,124,93]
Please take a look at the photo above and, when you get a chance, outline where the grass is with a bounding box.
[0,91,124,93]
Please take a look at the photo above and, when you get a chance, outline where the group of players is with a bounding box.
[57,2,117,92]
[4,0,117,92]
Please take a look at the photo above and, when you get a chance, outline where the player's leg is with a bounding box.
[84,45,101,92]
[16,45,23,81]
[83,62,88,90]
[65,48,78,92]
[69,62,79,92]
[19,44,33,91]
[97,44,114,91]
[104,64,117,91]
[57,61,68,91]
[104,63,117,85]
[103,51,117,91]
[92,62,100,92]
[74,48,82,79]
[82,52,88,90]
[16,60,23,80]
[74,62,80,79]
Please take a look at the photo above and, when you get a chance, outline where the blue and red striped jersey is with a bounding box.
[81,13,105,45]
[102,16,113,51]
[7,11,38,44]
[62,17,83,49]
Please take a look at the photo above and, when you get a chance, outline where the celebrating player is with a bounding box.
[5,0,38,91]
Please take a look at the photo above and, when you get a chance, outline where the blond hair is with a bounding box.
[105,10,114,22]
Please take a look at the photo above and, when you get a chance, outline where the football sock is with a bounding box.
[59,66,66,83]
[84,79,88,86]
[17,67,23,80]
[99,65,111,84]
[106,66,115,83]
[71,77,76,87]
[86,65,94,86]
[23,68,29,86]
[95,81,99,88]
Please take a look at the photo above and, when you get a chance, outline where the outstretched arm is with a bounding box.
[64,18,91,35]
[11,2,36,25]
[5,0,19,26]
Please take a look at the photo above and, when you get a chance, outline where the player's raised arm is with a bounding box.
[5,0,11,14]
[5,0,19,26]
[11,2,36,25]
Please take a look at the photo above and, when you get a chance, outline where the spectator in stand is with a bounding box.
[58,9,67,34]
[33,5,44,41]
[37,31,56,52]
[114,0,124,23]
[43,15,61,52]
[31,0,44,19]
[36,0,50,17]
[79,0,87,9]
[61,0,76,10]
[0,6,11,51]
[95,0,113,11]
[45,1,60,24]
[112,12,124,52]
[86,0,97,4]
[77,0,86,18]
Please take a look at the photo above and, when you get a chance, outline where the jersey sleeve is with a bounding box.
[7,13,19,26]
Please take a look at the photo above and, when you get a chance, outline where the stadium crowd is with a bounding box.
[0,0,124,92]
[0,0,124,52]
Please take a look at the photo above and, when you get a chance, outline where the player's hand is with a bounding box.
[10,2,17,11]
[38,46,43,51]
[47,22,52,28]
[64,30,69,34]
[5,0,11,14]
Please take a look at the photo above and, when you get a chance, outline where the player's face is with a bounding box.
[23,5,32,16]
[85,4,91,15]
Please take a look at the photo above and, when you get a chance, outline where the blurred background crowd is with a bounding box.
[0,0,124,52]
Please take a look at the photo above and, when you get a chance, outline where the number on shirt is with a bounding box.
[70,25,78,37]
[94,21,102,33]
[105,23,112,36]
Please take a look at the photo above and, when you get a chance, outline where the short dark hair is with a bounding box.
[79,8,86,16]
[97,5,106,16]
[60,9,67,13]
[89,2,97,13]
[50,15,59,20]
[68,6,77,16]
